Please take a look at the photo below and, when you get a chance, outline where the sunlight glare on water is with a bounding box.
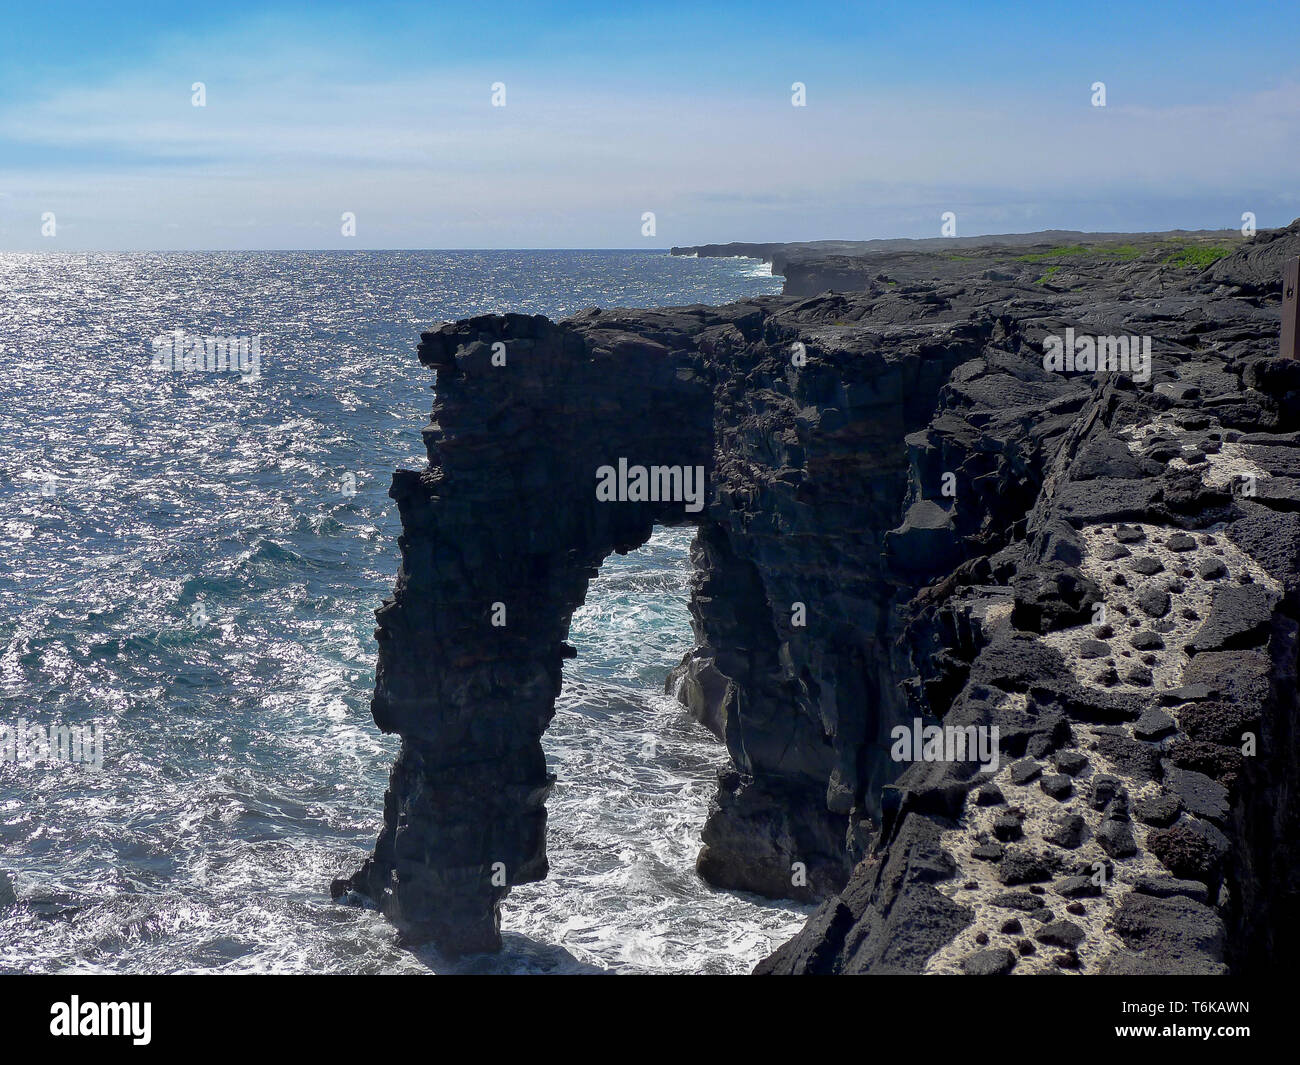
[0,250,806,974]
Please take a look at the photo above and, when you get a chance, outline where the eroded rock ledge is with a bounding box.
[337,222,1300,972]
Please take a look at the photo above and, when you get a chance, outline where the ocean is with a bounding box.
[0,249,811,974]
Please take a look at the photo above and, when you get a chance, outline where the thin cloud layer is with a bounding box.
[1,7,1297,248]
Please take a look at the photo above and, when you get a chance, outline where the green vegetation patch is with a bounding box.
[1163,244,1233,269]
[1015,243,1144,263]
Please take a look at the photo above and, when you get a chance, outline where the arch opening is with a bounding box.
[493,528,808,972]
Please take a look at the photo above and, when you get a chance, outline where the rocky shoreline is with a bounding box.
[337,221,1300,974]
[673,228,1253,298]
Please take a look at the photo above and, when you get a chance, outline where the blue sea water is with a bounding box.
[0,249,809,974]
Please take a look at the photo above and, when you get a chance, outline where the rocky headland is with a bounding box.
[335,221,1300,974]
[673,228,1252,298]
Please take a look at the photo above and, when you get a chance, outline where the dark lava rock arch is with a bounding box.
[332,302,984,954]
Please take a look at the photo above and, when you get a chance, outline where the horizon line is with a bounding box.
[0,223,1264,256]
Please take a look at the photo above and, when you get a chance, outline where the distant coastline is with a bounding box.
[673,225,1266,298]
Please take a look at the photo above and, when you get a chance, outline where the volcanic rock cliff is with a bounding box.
[337,221,1300,973]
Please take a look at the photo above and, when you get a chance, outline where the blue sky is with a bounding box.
[1,1,1298,249]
